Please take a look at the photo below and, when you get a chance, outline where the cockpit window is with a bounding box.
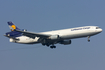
[96,27,100,29]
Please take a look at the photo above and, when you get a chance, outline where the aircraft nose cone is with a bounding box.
[99,29,102,32]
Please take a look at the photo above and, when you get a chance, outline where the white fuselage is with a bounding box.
[10,26,102,44]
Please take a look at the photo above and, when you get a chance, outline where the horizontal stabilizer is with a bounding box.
[4,35,19,40]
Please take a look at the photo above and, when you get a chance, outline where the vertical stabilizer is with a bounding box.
[7,21,20,31]
[5,21,22,37]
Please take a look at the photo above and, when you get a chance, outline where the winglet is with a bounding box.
[7,21,20,31]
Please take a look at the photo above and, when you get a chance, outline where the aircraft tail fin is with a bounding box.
[5,22,22,38]
[7,21,20,31]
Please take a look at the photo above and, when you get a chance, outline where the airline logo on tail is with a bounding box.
[11,25,16,30]
[8,22,20,31]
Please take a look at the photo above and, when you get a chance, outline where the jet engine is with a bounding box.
[49,35,60,40]
[59,40,71,45]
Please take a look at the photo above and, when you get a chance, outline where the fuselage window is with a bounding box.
[96,27,100,29]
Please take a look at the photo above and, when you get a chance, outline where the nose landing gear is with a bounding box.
[87,36,90,42]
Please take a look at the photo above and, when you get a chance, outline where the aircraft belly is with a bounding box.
[15,36,39,44]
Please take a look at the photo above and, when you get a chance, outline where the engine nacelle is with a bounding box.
[60,40,71,45]
[10,38,16,42]
[49,35,59,40]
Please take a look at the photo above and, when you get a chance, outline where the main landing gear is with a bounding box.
[87,36,90,42]
[42,43,56,49]
[50,45,56,49]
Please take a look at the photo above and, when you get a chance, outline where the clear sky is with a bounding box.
[0,0,105,70]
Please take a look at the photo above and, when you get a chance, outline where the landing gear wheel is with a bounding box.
[88,40,90,42]
[50,46,53,49]
[46,44,49,47]
[87,36,90,42]
[42,43,46,46]
[53,46,56,48]
[50,46,56,49]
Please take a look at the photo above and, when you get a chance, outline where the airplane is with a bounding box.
[4,21,102,49]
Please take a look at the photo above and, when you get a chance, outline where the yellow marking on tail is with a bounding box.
[11,25,16,29]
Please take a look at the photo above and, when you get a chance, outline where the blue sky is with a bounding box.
[0,0,105,70]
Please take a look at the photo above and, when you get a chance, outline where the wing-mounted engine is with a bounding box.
[48,35,60,40]
[41,35,60,46]
[59,40,71,45]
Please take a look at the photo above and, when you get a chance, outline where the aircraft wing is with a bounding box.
[15,29,51,38]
